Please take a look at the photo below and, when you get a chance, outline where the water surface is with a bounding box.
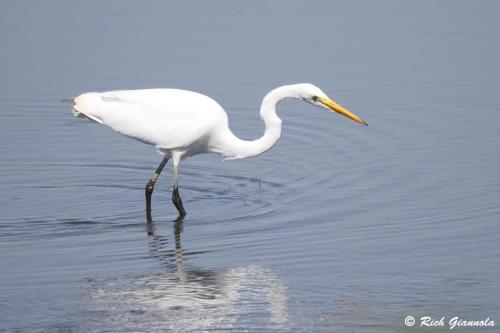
[1,1,499,332]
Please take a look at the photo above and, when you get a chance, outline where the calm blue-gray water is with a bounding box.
[1,1,499,332]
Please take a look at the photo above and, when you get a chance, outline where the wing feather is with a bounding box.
[71,89,228,150]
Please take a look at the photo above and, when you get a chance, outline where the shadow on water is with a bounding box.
[80,214,290,332]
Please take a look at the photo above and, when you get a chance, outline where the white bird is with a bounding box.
[69,83,367,219]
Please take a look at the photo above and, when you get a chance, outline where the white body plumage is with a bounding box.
[74,89,234,158]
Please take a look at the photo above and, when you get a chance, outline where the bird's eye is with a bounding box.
[311,96,318,102]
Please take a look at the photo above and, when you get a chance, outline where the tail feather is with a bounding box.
[61,96,76,102]
[67,94,104,124]
[72,104,103,124]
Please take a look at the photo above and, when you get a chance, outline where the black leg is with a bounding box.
[172,187,186,219]
[145,155,169,213]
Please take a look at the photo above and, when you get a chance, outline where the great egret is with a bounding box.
[69,83,367,219]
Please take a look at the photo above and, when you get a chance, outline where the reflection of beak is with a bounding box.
[318,96,368,126]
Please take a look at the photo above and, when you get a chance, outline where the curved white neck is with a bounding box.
[215,86,296,159]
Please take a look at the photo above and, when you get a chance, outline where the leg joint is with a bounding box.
[145,180,155,194]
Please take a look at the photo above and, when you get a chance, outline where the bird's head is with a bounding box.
[289,83,367,126]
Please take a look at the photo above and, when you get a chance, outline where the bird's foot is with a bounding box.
[172,187,187,219]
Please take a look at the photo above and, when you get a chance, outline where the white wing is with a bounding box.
[73,89,229,152]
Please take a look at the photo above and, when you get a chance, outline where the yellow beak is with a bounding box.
[318,96,368,126]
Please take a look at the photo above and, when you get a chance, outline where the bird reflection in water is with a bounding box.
[80,215,289,332]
